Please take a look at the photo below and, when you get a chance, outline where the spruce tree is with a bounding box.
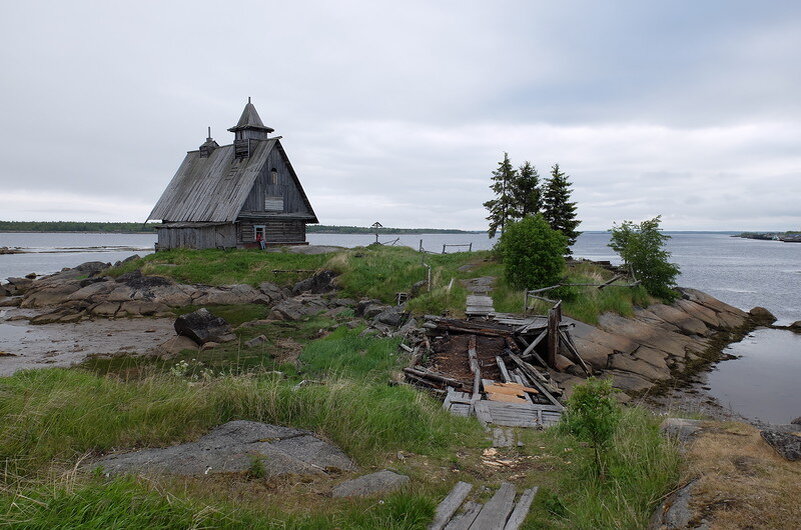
[483,153,518,238]
[542,163,581,247]
[512,161,542,220]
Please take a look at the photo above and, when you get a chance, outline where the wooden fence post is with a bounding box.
[547,301,562,368]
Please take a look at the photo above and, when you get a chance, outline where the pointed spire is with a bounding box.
[228,98,274,134]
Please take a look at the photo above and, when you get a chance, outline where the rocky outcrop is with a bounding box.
[271,294,330,321]
[569,287,752,394]
[174,308,235,344]
[93,420,356,478]
[331,470,409,498]
[749,306,777,325]
[12,262,290,322]
[760,429,801,461]
[292,269,338,295]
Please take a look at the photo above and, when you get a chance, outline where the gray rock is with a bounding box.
[0,284,8,297]
[374,305,407,327]
[5,277,34,295]
[245,335,268,348]
[0,297,22,307]
[355,299,381,316]
[660,418,704,444]
[789,321,801,331]
[760,429,801,461]
[174,308,235,344]
[158,335,200,356]
[271,295,328,321]
[259,282,288,302]
[90,302,121,317]
[331,470,409,498]
[20,283,82,307]
[292,270,338,295]
[792,416,801,425]
[93,420,356,478]
[749,306,777,325]
[362,303,389,319]
[649,479,697,529]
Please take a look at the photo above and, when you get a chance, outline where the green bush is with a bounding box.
[498,214,567,289]
[609,216,680,301]
[560,378,622,478]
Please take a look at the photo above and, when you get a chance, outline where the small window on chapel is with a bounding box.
[270,168,278,185]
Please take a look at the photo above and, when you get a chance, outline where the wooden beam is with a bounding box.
[495,356,511,383]
[558,330,591,376]
[503,487,539,530]
[547,302,561,368]
[467,335,482,407]
[428,481,473,530]
[506,352,564,410]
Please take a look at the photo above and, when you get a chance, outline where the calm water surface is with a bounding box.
[1,230,799,422]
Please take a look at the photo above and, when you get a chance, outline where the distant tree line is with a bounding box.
[483,153,581,246]
[0,221,155,233]
[0,221,481,235]
[307,225,480,234]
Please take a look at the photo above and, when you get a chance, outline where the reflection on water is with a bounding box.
[707,328,801,424]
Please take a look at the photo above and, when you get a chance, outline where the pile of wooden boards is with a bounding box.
[402,315,568,428]
[428,481,537,530]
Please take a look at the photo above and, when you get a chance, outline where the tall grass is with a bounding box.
[0,368,483,477]
[492,262,653,324]
[545,406,680,528]
[0,477,435,529]
[107,248,330,287]
[299,326,402,378]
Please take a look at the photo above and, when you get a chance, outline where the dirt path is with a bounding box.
[0,307,175,376]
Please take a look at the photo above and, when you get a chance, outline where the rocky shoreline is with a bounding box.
[0,257,784,403]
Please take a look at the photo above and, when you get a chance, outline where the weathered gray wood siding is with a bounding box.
[237,219,306,245]
[156,224,237,250]
[239,146,312,216]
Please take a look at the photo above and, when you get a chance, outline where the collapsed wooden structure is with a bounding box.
[403,304,593,429]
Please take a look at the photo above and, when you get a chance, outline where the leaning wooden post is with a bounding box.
[468,242,473,252]
[547,301,562,368]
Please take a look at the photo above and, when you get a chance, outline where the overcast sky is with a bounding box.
[1,1,799,230]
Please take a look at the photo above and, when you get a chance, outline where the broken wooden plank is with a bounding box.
[506,353,564,410]
[469,482,517,529]
[484,382,539,396]
[405,367,464,388]
[429,481,474,530]
[496,356,511,382]
[558,329,591,376]
[444,501,482,530]
[547,301,561,367]
[467,335,482,407]
[503,487,539,530]
[519,329,547,358]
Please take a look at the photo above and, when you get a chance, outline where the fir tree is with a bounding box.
[542,163,581,247]
[511,161,542,220]
[483,153,518,238]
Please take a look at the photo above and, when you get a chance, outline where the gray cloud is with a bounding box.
[0,1,799,230]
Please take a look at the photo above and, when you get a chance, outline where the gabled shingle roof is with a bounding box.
[148,139,276,223]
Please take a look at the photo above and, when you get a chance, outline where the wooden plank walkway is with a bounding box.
[429,481,539,530]
[466,294,495,316]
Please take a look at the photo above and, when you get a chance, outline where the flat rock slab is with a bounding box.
[93,420,357,477]
[331,469,409,498]
[760,429,801,461]
[660,418,704,445]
